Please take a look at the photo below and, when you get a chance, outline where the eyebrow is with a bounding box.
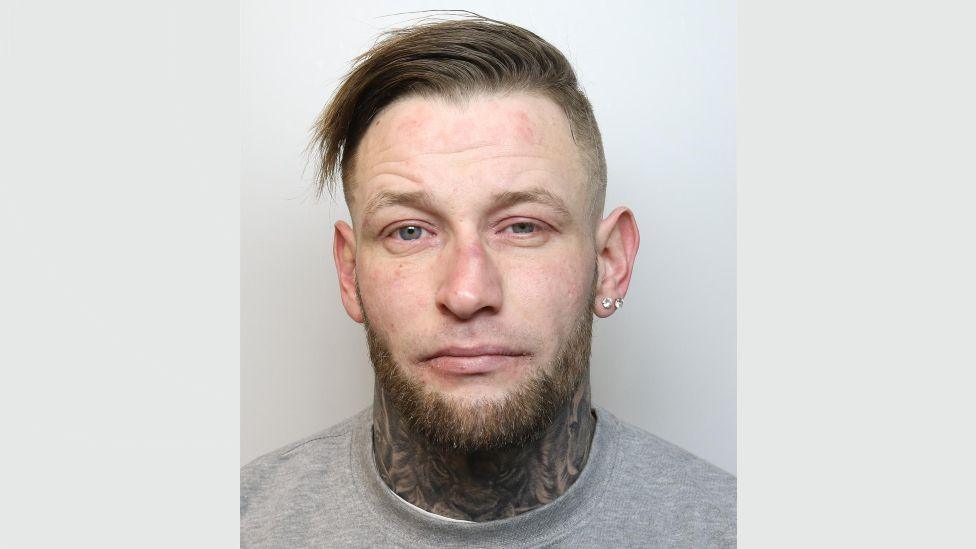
[490,187,572,219]
[362,190,437,219]
[361,186,572,221]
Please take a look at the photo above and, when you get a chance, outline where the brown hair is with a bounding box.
[309,12,607,211]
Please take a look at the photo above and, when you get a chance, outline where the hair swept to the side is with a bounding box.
[308,11,607,206]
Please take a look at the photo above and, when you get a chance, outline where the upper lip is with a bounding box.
[425,345,529,360]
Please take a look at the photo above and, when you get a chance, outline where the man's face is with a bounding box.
[339,93,600,449]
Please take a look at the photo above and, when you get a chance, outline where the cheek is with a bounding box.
[500,251,592,320]
[358,258,434,339]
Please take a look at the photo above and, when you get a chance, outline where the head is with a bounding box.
[313,14,639,451]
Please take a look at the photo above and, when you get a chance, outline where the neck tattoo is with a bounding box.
[371,377,597,522]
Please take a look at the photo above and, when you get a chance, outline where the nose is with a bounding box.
[435,234,503,321]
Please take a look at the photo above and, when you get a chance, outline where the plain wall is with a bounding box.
[242,0,736,474]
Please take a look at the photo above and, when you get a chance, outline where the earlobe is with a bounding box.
[592,207,640,318]
[593,295,625,317]
[333,220,364,323]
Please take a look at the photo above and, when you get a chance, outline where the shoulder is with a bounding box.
[240,408,368,512]
[596,406,736,542]
[242,408,365,473]
[599,406,735,493]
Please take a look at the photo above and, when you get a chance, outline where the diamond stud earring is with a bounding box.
[601,297,613,309]
[614,298,623,309]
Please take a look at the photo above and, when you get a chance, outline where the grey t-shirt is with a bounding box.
[241,405,736,548]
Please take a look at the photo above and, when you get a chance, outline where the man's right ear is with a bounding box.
[333,220,364,323]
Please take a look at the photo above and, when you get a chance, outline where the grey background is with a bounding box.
[242,0,736,474]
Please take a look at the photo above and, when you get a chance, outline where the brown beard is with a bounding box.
[359,281,595,452]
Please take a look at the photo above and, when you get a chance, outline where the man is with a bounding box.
[242,14,736,548]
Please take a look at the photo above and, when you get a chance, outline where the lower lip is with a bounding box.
[426,355,525,375]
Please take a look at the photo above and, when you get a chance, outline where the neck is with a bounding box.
[371,377,597,522]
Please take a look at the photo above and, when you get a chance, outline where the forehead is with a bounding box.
[350,92,586,211]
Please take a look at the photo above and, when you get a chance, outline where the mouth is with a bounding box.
[421,346,531,375]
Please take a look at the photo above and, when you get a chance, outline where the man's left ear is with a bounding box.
[593,206,640,318]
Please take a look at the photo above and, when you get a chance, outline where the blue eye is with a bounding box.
[509,222,536,234]
[396,225,425,240]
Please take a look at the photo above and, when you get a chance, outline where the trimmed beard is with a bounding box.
[360,277,596,452]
